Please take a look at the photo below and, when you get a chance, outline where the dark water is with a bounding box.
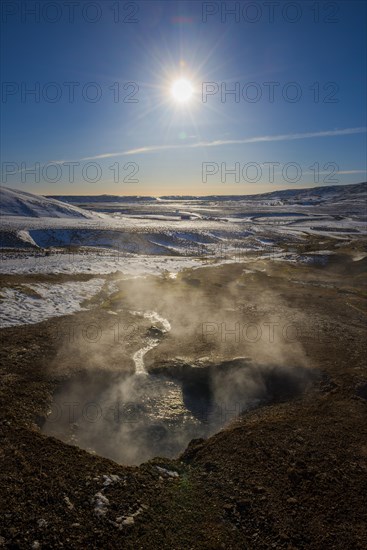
[41,361,312,465]
[41,370,239,465]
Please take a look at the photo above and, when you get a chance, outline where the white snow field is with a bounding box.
[0,185,365,265]
[0,183,366,326]
[0,278,105,328]
[1,185,366,263]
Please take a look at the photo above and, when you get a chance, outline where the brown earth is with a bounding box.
[0,248,366,549]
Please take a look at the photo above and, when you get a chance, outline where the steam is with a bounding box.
[42,268,315,465]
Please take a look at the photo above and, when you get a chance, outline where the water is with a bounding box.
[41,310,311,465]
[41,370,226,465]
[131,310,171,375]
[42,309,227,464]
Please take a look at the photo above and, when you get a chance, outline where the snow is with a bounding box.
[91,475,123,519]
[0,185,366,330]
[115,505,148,528]
[93,492,110,517]
[102,474,121,487]
[16,230,38,247]
[156,466,179,478]
[0,186,99,219]
[0,279,105,328]
[0,252,206,276]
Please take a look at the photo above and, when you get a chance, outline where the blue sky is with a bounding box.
[1,0,366,195]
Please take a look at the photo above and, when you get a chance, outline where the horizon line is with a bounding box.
[32,180,366,198]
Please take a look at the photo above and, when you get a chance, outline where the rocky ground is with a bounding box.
[0,239,366,549]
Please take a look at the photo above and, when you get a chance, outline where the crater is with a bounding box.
[39,358,315,466]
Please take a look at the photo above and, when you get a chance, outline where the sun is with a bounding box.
[171,78,194,103]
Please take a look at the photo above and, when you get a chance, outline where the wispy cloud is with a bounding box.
[336,170,366,174]
[80,127,366,161]
[14,127,366,173]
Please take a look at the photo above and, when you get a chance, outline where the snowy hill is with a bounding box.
[246,182,367,204]
[160,182,367,204]
[0,187,98,219]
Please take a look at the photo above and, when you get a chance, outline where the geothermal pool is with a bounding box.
[41,369,234,465]
[41,310,312,465]
[42,310,235,464]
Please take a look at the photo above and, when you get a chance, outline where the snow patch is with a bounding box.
[16,230,38,247]
[156,466,179,478]
[0,279,105,327]
[93,492,110,517]
[102,474,121,487]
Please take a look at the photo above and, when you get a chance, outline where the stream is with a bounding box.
[131,310,171,375]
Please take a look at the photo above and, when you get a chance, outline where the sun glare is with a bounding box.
[171,78,194,103]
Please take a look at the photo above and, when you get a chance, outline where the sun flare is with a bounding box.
[171,78,194,103]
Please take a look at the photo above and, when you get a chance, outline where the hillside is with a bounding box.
[0,187,98,219]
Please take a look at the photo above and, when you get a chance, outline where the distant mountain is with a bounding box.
[244,181,367,203]
[47,194,157,204]
[0,186,98,218]
[48,182,366,206]
[160,182,367,203]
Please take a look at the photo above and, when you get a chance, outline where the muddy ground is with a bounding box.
[0,241,366,549]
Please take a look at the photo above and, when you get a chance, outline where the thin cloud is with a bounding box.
[336,170,366,174]
[80,145,178,160]
[13,127,367,174]
[80,127,367,160]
